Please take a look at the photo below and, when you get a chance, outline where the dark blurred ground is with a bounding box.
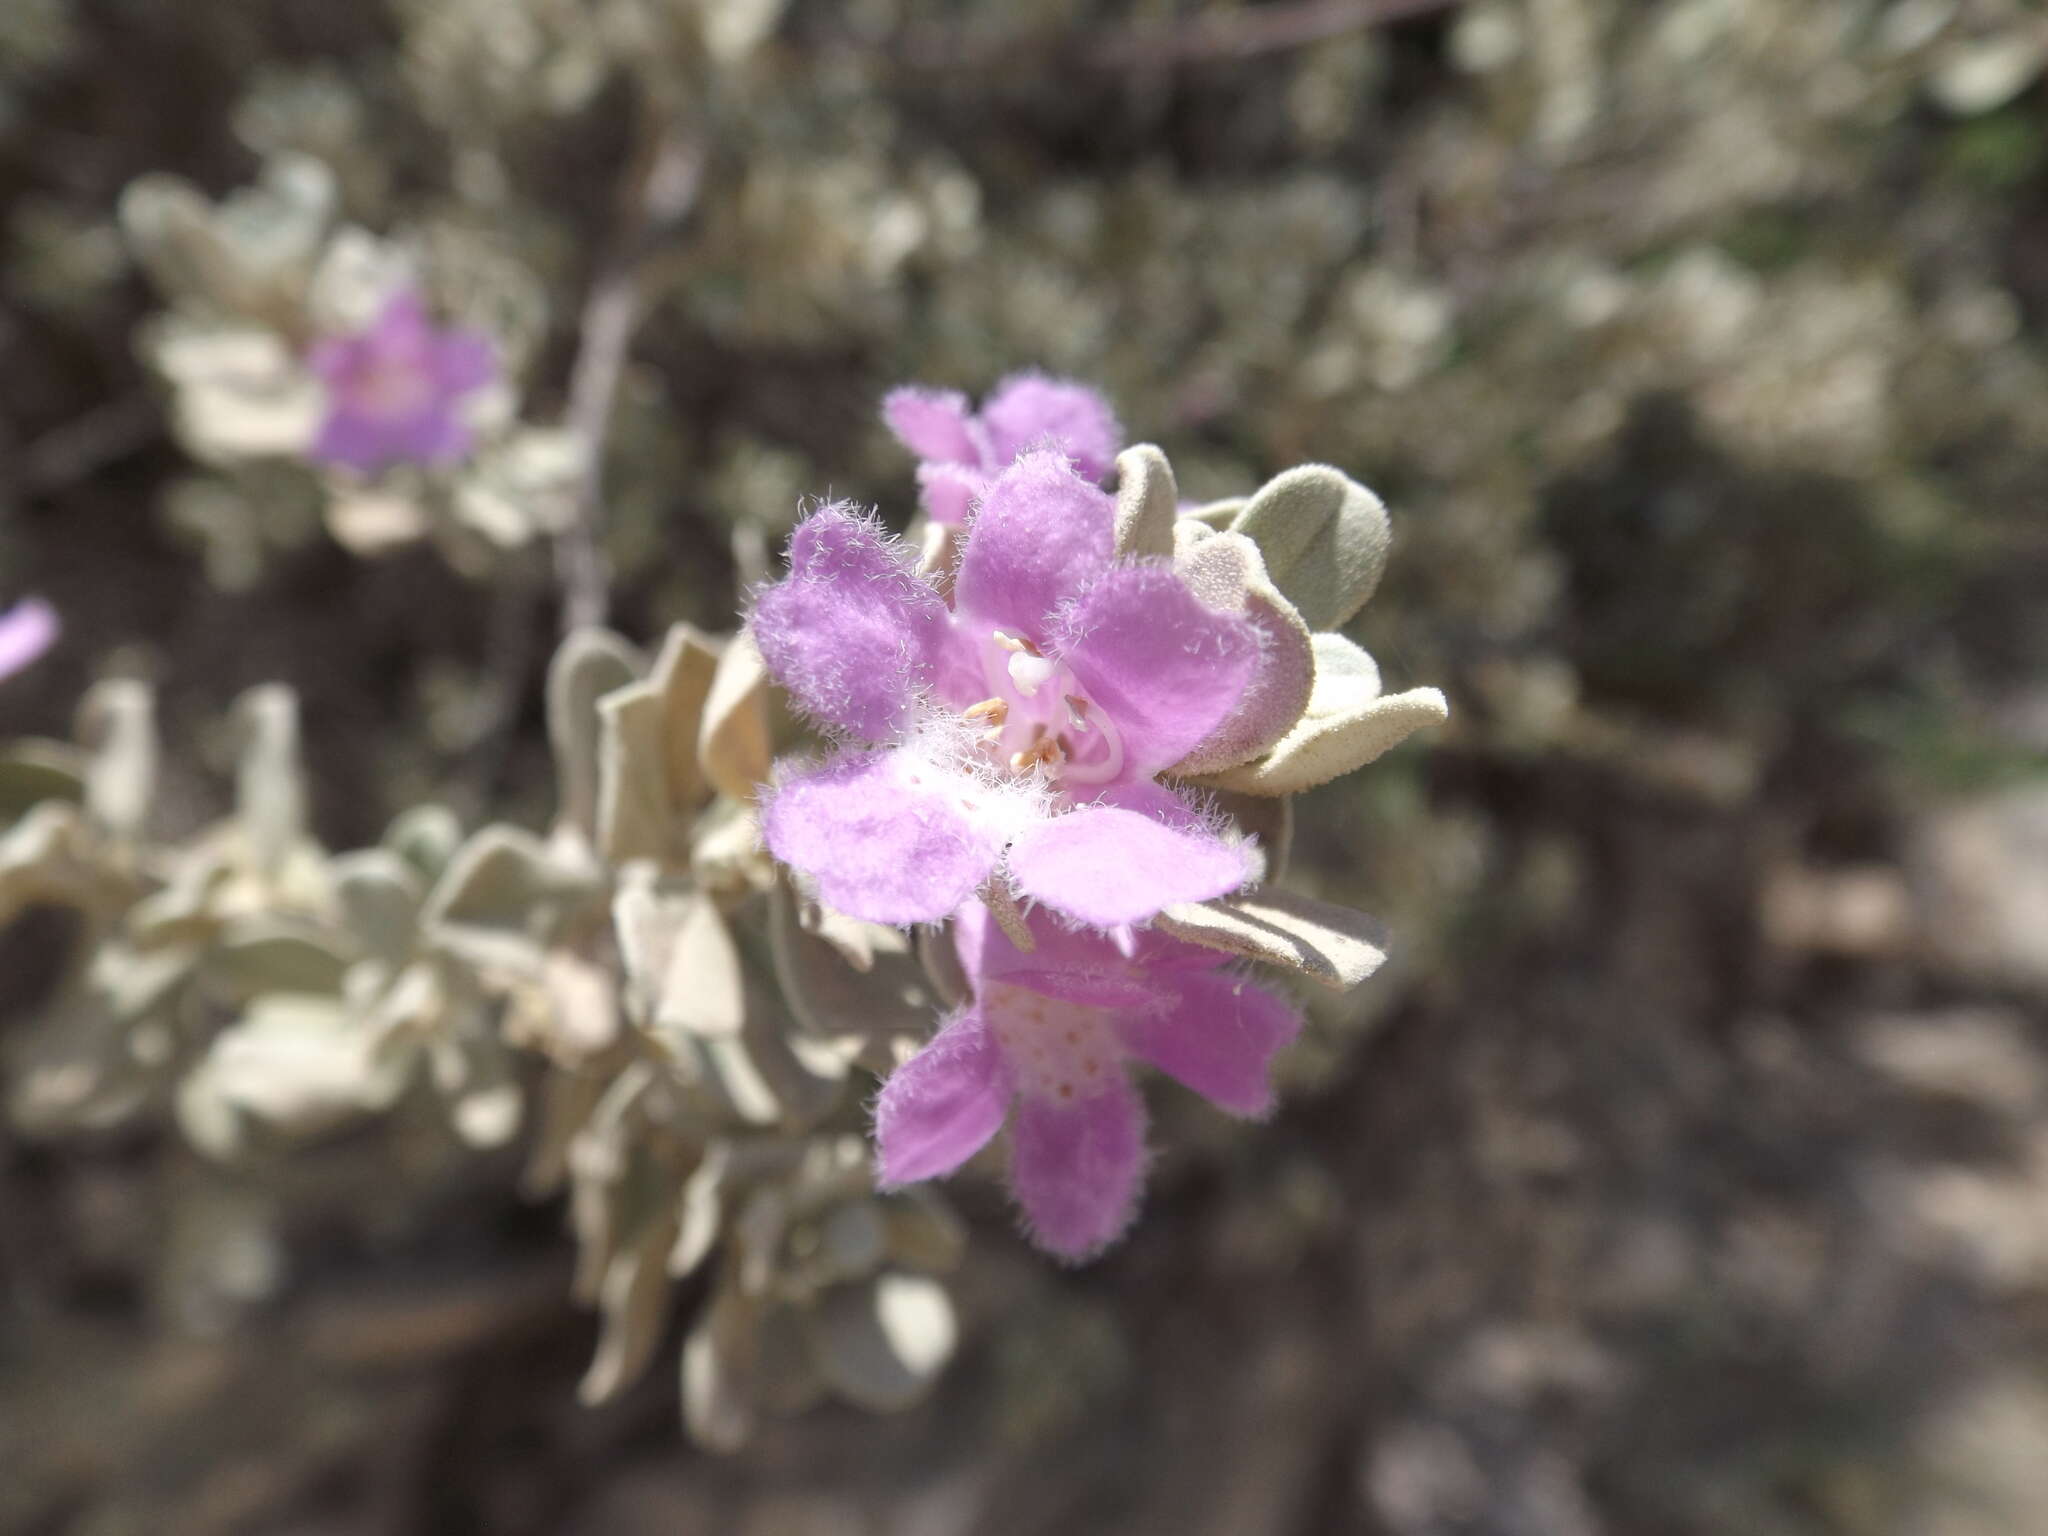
[5,1,2048,1532]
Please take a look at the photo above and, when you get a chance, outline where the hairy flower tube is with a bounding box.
[308,289,496,474]
[751,451,1263,931]
[0,598,58,682]
[884,372,1121,524]
[874,899,1300,1259]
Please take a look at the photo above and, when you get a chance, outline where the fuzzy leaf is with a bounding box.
[234,685,306,877]
[1169,532,1317,776]
[682,1283,762,1453]
[209,916,353,999]
[75,681,157,843]
[0,742,87,823]
[579,1211,680,1407]
[1111,443,1178,559]
[547,629,644,841]
[698,631,774,803]
[1155,887,1391,991]
[614,879,746,1040]
[1198,686,1447,796]
[807,1274,957,1414]
[1229,465,1391,631]
[330,850,424,967]
[383,804,463,882]
[768,881,935,1050]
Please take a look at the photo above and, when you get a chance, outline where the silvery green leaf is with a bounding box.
[806,1273,957,1414]
[0,741,87,822]
[75,680,157,843]
[436,1034,522,1148]
[208,916,352,1000]
[596,680,674,867]
[233,685,307,878]
[1196,686,1447,796]
[523,948,621,1063]
[579,1209,681,1406]
[330,850,424,966]
[199,993,416,1143]
[325,485,430,556]
[613,877,745,1040]
[698,631,773,804]
[812,1199,888,1285]
[595,624,722,869]
[1181,496,1245,530]
[1155,888,1391,992]
[383,803,463,883]
[1169,532,1316,776]
[146,319,323,460]
[304,225,418,333]
[882,1191,968,1275]
[670,1148,728,1280]
[547,629,643,841]
[119,173,239,308]
[522,1066,608,1199]
[1302,632,1383,715]
[455,428,585,544]
[0,804,107,927]
[424,824,592,973]
[1208,789,1294,885]
[649,623,722,820]
[1228,464,1391,631]
[1111,443,1177,559]
[209,153,336,301]
[93,939,200,1024]
[682,1282,762,1453]
[769,880,936,1051]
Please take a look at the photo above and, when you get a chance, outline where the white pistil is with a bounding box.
[1007,650,1057,698]
[1064,694,1091,732]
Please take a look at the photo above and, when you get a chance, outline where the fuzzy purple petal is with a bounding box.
[1118,969,1300,1117]
[761,750,1003,926]
[399,404,473,466]
[980,373,1122,482]
[953,451,1114,644]
[917,461,985,526]
[875,1006,1014,1186]
[883,386,982,465]
[1006,783,1254,929]
[310,410,398,474]
[1010,1074,1147,1260]
[752,505,950,741]
[0,598,58,681]
[1055,564,1261,775]
[954,899,1174,1011]
[433,330,498,393]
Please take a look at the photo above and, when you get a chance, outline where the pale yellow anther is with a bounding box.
[964,696,1010,725]
[991,629,1038,655]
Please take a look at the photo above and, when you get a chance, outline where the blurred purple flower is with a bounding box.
[308,290,495,474]
[752,450,1261,931]
[883,372,1121,524]
[874,899,1300,1259]
[0,597,58,681]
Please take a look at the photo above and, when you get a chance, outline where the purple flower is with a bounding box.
[0,597,58,682]
[752,450,1262,931]
[307,290,496,475]
[874,899,1301,1259]
[883,372,1121,525]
